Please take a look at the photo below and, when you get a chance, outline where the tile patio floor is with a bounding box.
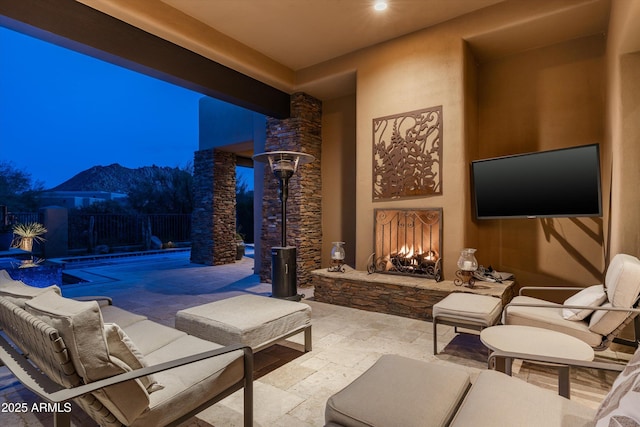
[0,252,632,426]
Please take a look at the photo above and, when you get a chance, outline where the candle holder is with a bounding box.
[328,241,346,272]
[454,248,478,287]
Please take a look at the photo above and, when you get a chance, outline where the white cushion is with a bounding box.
[504,296,604,347]
[104,323,164,393]
[604,254,640,307]
[175,294,311,349]
[433,293,502,326]
[135,334,246,427]
[326,354,471,427]
[25,292,149,425]
[589,254,640,336]
[562,285,607,321]
[451,370,595,427]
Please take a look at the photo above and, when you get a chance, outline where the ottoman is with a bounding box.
[325,354,471,427]
[175,294,312,352]
[432,293,502,354]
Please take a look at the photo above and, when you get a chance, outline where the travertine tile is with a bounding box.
[2,254,625,426]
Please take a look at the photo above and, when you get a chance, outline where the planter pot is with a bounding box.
[19,237,34,252]
[0,232,13,251]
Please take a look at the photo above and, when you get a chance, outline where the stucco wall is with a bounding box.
[316,4,611,284]
[607,0,640,260]
[476,34,606,287]
[321,94,357,268]
[352,32,468,280]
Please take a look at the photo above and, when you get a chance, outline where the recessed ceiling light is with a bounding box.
[374,1,388,11]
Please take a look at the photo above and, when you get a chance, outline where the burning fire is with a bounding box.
[397,245,438,262]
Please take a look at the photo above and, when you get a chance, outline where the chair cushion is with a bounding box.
[0,271,61,307]
[433,293,502,326]
[325,354,470,427]
[101,304,148,328]
[604,254,640,307]
[175,294,311,349]
[595,347,640,426]
[131,334,246,427]
[25,292,149,425]
[504,296,603,347]
[119,319,187,356]
[562,285,607,321]
[590,254,640,336]
[450,370,595,427]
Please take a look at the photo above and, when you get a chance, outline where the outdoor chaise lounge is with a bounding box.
[325,349,637,427]
[0,271,253,427]
[503,253,640,351]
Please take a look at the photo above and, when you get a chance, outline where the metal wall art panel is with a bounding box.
[372,106,442,200]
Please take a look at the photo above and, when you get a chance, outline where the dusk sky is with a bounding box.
[0,25,211,189]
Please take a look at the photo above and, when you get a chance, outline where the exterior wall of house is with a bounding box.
[352,32,468,281]
[475,34,606,288]
[321,94,356,268]
[606,0,640,262]
[316,4,610,285]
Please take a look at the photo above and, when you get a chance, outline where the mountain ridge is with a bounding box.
[50,163,185,193]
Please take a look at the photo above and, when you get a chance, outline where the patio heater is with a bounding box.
[253,150,315,301]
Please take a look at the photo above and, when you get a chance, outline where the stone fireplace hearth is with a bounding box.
[311,267,514,321]
[372,208,442,280]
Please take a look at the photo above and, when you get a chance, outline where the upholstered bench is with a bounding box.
[175,294,312,352]
[432,293,502,354]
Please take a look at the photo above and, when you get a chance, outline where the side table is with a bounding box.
[480,325,594,398]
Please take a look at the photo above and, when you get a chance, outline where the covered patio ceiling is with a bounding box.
[0,0,610,114]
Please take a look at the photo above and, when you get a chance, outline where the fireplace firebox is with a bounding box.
[371,208,443,280]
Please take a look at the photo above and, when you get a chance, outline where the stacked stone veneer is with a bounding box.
[191,149,237,265]
[260,93,322,286]
[312,270,515,321]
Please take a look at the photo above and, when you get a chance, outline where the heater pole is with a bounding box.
[279,176,289,247]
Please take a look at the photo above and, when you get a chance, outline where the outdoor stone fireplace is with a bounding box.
[372,208,442,280]
[311,207,516,321]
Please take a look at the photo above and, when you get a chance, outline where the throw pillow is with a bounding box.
[25,292,149,424]
[104,322,164,393]
[595,347,640,426]
[562,285,607,321]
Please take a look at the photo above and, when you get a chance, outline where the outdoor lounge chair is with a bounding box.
[324,349,633,427]
[503,253,640,351]
[0,275,253,427]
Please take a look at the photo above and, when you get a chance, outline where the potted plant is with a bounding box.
[12,222,47,252]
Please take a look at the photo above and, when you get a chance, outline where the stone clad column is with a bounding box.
[260,93,322,286]
[191,148,237,265]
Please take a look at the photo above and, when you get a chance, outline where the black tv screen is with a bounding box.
[471,144,602,219]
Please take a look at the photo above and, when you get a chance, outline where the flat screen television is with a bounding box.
[471,144,602,219]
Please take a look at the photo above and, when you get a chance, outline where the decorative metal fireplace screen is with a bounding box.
[372,208,442,280]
